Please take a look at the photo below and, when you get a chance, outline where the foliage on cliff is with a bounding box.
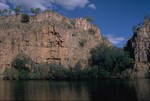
[3,55,90,80]
[89,44,134,78]
[3,43,134,80]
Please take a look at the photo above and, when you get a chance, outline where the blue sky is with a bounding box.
[0,0,150,47]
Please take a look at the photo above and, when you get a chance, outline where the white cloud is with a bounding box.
[7,0,53,11]
[88,3,96,9]
[54,0,89,10]
[0,2,9,10]
[105,34,126,45]
[0,0,92,11]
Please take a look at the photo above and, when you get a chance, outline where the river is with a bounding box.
[0,79,150,100]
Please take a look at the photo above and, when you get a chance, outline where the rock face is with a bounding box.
[125,18,150,78]
[0,12,109,74]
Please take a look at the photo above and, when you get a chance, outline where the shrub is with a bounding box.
[79,39,87,47]
[3,68,19,80]
[85,16,93,22]
[48,64,68,80]
[72,32,77,36]
[88,28,96,35]
[30,64,49,80]
[88,65,99,78]
[30,8,41,15]
[0,10,2,16]
[21,13,30,23]
[90,44,133,73]
[144,15,150,21]
[70,20,75,27]
[12,54,32,70]
[29,69,40,80]
[67,24,73,29]
[43,9,51,13]
[0,9,8,16]
[19,69,30,80]
[43,9,57,13]
[72,61,83,79]
[14,6,21,15]
[3,45,133,80]
[98,69,110,78]
[144,15,150,24]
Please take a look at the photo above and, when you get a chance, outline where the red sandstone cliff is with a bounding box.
[0,11,110,74]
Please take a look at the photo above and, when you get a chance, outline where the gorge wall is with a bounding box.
[0,12,109,74]
[125,17,150,78]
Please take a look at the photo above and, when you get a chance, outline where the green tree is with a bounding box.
[79,39,86,47]
[11,54,31,71]
[85,16,93,22]
[21,13,30,23]
[0,9,5,16]
[43,9,51,13]
[1,9,8,16]
[90,44,133,73]
[144,15,150,24]
[88,65,99,78]
[48,64,68,80]
[132,25,138,33]
[19,69,30,80]
[88,28,96,35]
[30,8,41,15]
[3,68,19,80]
[0,9,12,16]
[144,15,150,21]
[72,61,82,79]
[14,6,21,15]
[0,10,2,16]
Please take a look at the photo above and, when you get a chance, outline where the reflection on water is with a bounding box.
[0,81,89,100]
[0,79,150,100]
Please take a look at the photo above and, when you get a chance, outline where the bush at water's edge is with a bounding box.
[3,44,134,80]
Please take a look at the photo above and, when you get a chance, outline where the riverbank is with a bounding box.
[2,61,140,80]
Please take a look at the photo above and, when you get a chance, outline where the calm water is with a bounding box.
[0,79,150,101]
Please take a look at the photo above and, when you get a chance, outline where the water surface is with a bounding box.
[0,79,150,100]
